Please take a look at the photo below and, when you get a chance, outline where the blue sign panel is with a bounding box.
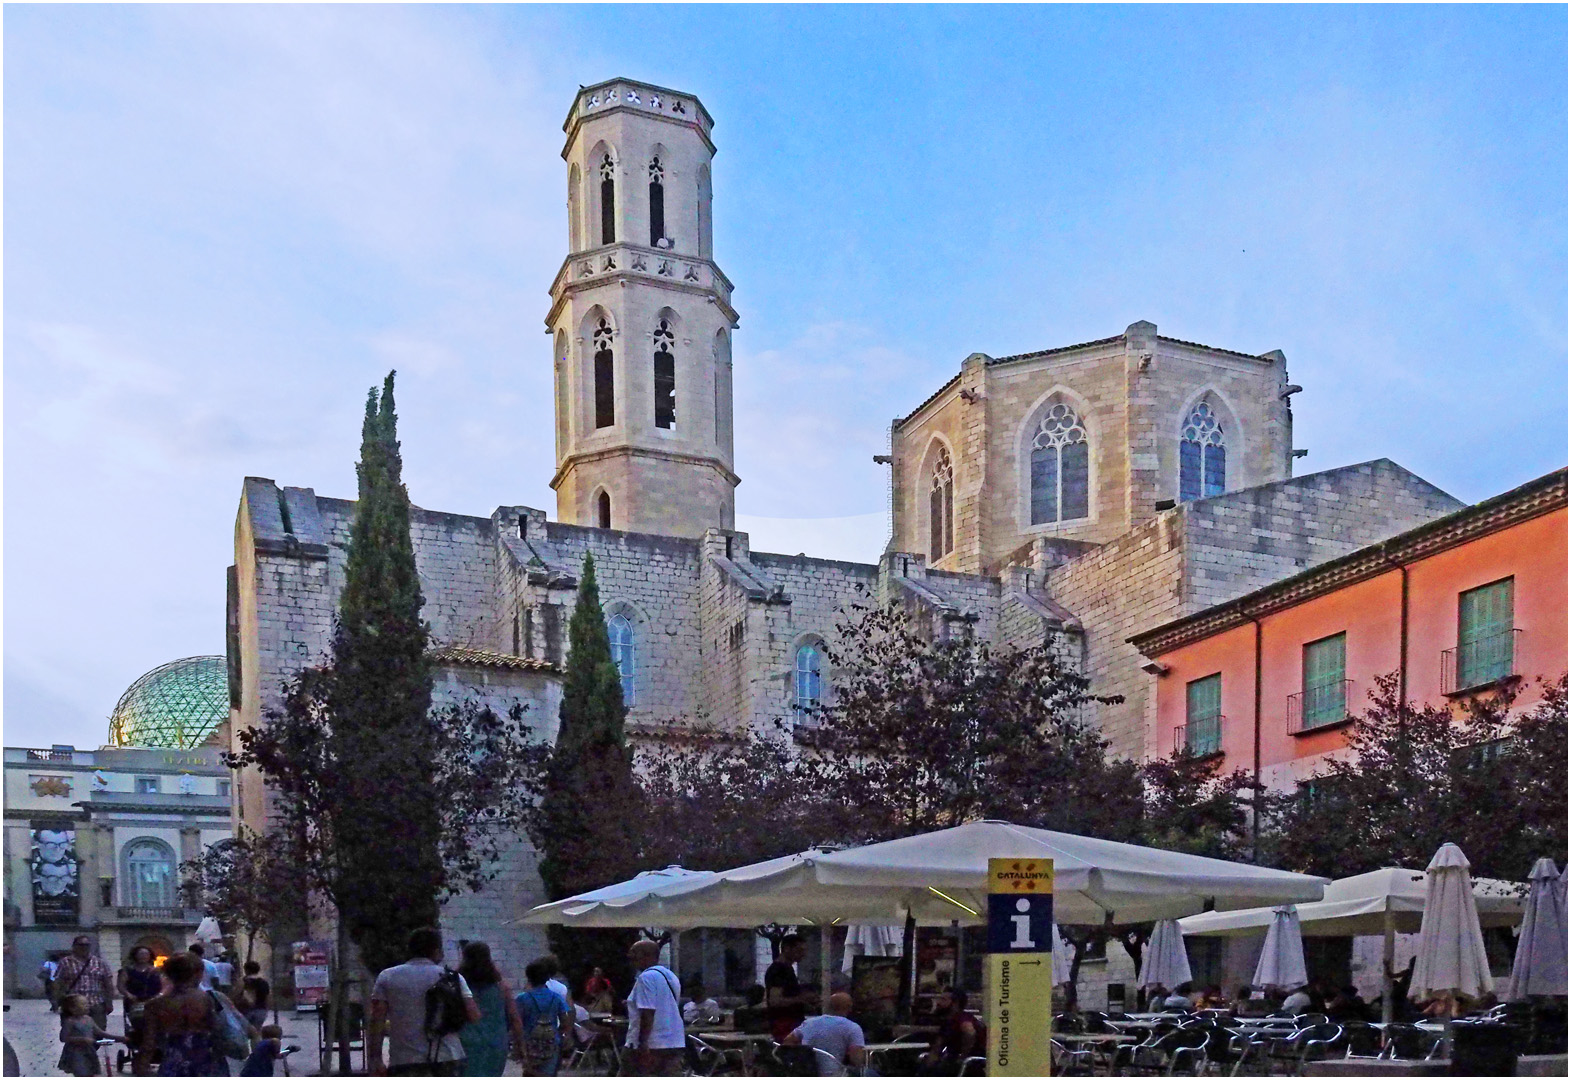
[986,892,1054,954]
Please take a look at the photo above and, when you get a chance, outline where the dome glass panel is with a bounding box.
[107,656,229,749]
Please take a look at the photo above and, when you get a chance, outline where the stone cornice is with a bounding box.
[550,445,741,491]
[1130,468,1568,657]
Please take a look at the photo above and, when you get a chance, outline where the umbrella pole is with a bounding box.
[820,926,833,1016]
[1382,907,1396,1026]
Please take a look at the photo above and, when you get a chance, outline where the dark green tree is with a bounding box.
[532,553,644,990]
[325,372,442,974]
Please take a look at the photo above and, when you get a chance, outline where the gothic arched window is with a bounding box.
[653,319,676,429]
[1180,401,1227,502]
[929,445,954,562]
[599,154,616,245]
[648,157,666,246]
[594,318,615,429]
[608,614,635,705]
[1029,402,1090,525]
[597,490,612,529]
[795,643,824,712]
[123,838,176,909]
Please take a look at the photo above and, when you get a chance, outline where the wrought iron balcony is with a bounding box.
[114,906,187,922]
[1288,680,1354,735]
[1174,713,1223,758]
[1442,628,1521,695]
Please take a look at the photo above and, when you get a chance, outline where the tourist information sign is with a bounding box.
[986,857,1054,1076]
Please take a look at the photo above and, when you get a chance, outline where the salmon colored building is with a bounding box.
[1130,468,1567,792]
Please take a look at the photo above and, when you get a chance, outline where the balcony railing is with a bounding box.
[1174,713,1223,758]
[1288,680,1354,735]
[1442,628,1521,695]
[114,906,186,922]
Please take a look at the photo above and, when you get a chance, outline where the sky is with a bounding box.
[5,5,1566,750]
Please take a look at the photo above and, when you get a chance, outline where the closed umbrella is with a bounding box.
[1508,858,1567,1000]
[1411,844,1494,1058]
[194,916,223,944]
[1251,906,1308,990]
[841,924,902,975]
[1051,921,1073,985]
[1139,919,1192,991]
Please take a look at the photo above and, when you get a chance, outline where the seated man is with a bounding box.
[784,992,865,1076]
[1161,981,1195,1011]
[920,987,983,1075]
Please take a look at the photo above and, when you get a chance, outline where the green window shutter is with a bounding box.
[1301,633,1347,728]
[1186,674,1222,721]
[1458,578,1515,688]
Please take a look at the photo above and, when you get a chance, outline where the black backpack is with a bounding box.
[424,970,470,1048]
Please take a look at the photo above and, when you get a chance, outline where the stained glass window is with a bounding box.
[1029,402,1090,524]
[1180,402,1226,502]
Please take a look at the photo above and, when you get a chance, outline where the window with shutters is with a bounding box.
[1455,578,1516,690]
[1181,674,1223,757]
[929,446,954,563]
[594,319,615,428]
[1298,633,1348,730]
[1179,401,1227,502]
[1029,401,1090,525]
[653,319,676,429]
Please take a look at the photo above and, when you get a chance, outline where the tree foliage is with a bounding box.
[179,828,306,962]
[1267,672,1568,881]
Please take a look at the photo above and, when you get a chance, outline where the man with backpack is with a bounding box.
[516,959,574,1076]
[368,927,480,1076]
[623,938,686,1076]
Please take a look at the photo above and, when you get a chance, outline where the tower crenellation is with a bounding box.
[548,79,739,538]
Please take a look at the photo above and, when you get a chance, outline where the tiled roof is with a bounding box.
[429,646,557,673]
[1129,468,1568,657]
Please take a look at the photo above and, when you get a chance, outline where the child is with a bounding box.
[57,994,123,1077]
[239,1024,284,1077]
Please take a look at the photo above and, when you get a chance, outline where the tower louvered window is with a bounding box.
[1180,401,1227,502]
[929,446,954,562]
[648,157,666,246]
[1029,402,1090,524]
[599,154,616,245]
[653,319,676,429]
[594,319,615,428]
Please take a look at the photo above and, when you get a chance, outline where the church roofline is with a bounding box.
[1129,466,1568,657]
[562,78,716,157]
[430,645,558,674]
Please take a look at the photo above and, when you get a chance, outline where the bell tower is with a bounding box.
[547,79,740,537]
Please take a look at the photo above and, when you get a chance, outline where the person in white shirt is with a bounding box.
[681,979,721,1025]
[211,953,235,995]
[624,939,686,1075]
[188,943,220,992]
[1282,986,1314,1015]
[785,992,866,1076]
[542,954,570,1005]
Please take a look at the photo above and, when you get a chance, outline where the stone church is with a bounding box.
[227,78,1463,991]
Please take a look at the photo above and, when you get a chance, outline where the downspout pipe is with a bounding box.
[1383,547,1411,705]
[1249,612,1264,864]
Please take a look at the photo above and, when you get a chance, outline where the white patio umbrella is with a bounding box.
[841,924,902,974]
[1411,844,1494,1057]
[1507,858,1567,1000]
[524,821,1327,931]
[508,864,714,925]
[1139,919,1192,990]
[193,916,223,944]
[1251,906,1308,989]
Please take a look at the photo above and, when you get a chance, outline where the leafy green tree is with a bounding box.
[179,828,305,963]
[1267,673,1568,881]
[532,553,644,990]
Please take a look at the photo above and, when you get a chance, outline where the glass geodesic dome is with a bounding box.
[107,656,229,749]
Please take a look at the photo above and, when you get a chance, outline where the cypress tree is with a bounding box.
[328,371,440,973]
[535,553,643,985]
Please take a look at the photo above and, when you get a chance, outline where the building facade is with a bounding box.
[228,77,1484,1003]
[1130,468,1568,791]
[3,744,232,998]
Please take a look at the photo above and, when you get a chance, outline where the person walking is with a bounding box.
[516,960,574,1077]
[236,961,271,1030]
[622,939,685,1076]
[139,953,221,1077]
[367,927,481,1077]
[58,993,127,1076]
[39,954,60,1011]
[118,947,165,1073]
[55,936,117,1032]
[456,942,524,1076]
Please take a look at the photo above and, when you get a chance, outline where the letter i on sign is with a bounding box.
[1011,897,1036,948]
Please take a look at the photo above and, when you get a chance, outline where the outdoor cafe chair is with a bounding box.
[1340,1024,1381,1058]
[686,1035,729,1076]
[1049,1038,1095,1076]
[959,1055,987,1076]
[1378,1023,1444,1062]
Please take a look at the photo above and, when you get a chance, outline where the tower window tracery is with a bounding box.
[648,157,666,246]
[608,613,635,704]
[1029,402,1090,524]
[599,154,616,245]
[594,318,615,429]
[1180,401,1227,502]
[929,445,954,562]
[653,319,676,429]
